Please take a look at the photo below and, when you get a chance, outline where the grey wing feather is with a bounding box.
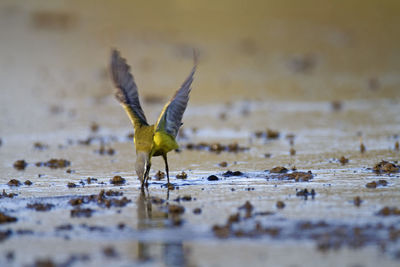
[111,49,148,126]
[157,61,197,137]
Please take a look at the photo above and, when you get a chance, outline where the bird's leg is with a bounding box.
[143,162,151,187]
[162,154,170,185]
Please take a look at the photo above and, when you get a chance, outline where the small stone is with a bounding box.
[110,175,125,185]
[7,179,21,187]
[270,166,288,173]
[24,180,32,186]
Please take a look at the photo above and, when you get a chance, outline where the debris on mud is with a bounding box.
[70,208,94,218]
[268,170,314,182]
[373,161,400,174]
[27,203,55,211]
[360,142,366,153]
[36,158,71,168]
[353,196,362,207]
[110,176,126,185]
[185,142,248,153]
[222,170,243,177]
[13,160,27,170]
[254,129,280,139]
[339,156,349,165]
[176,171,188,179]
[296,189,316,199]
[7,179,22,187]
[365,180,388,188]
[207,175,219,181]
[69,190,130,209]
[103,246,118,258]
[96,144,115,156]
[33,142,49,150]
[0,229,12,242]
[270,166,288,173]
[174,195,193,202]
[1,190,16,198]
[90,122,100,133]
[154,170,165,180]
[331,100,343,111]
[376,207,400,216]
[67,182,77,188]
[55,224,73,231]
[0,212,17,224]
[168,204,185,215]
[150,196,165,205]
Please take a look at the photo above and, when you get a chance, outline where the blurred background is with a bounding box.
[1,0,399,136]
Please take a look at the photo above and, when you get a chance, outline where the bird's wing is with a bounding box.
[110,49,148,129]
[155,54,197,138]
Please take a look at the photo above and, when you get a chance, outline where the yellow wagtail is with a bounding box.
[110,49,196,188]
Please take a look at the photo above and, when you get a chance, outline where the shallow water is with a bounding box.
[1,1,400,266]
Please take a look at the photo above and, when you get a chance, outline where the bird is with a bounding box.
[110,49,196,188]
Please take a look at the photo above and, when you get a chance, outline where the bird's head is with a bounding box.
[135,151,150,182]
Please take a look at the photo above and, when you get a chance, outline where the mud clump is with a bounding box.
[33,142,49,150]
[207,175,219,181]
[269,171,314,182]
[366,180,388,188]
[110,176,126,185]
[254,129,280,139]
[353,196,362,207]
[360,143,366,153]
[168,204,185,215]
[174,195,192,202]
[0,230,12,242]
[36,158,71,169]
[373,161,400,174]
[151,196,165,205]
[339,156,349,165]
[239,201,254,218]
[219,161,228,167]
[7,179,21,187]
[69,190,130,209]
[186,142,248,153]
[0,212,17,224]
[276,201,285,209]
[67,182,77,188]
[176,171,188,179]
[1,190,16,199]
[270,166,288,173]
[193,208,202,214]
[296,189,316,200]
[96,144,115,156]
[103,246,118,258]
[154,170,165,180]
[27,203,54,212]
[222,170,243,177]
[213,201,281,239]
[13,160,27,170]
[55,224,73,231]
[70,208,94,218]
[377,207,400,216]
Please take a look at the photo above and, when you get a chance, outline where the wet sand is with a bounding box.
[1,1,400,266]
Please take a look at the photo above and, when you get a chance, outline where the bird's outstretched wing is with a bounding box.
[110,49,148,129]
[155,53,197,138]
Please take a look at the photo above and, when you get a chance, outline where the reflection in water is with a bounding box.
[136,188,186,266]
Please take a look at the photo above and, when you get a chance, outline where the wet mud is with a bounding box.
[1,1,400,266]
